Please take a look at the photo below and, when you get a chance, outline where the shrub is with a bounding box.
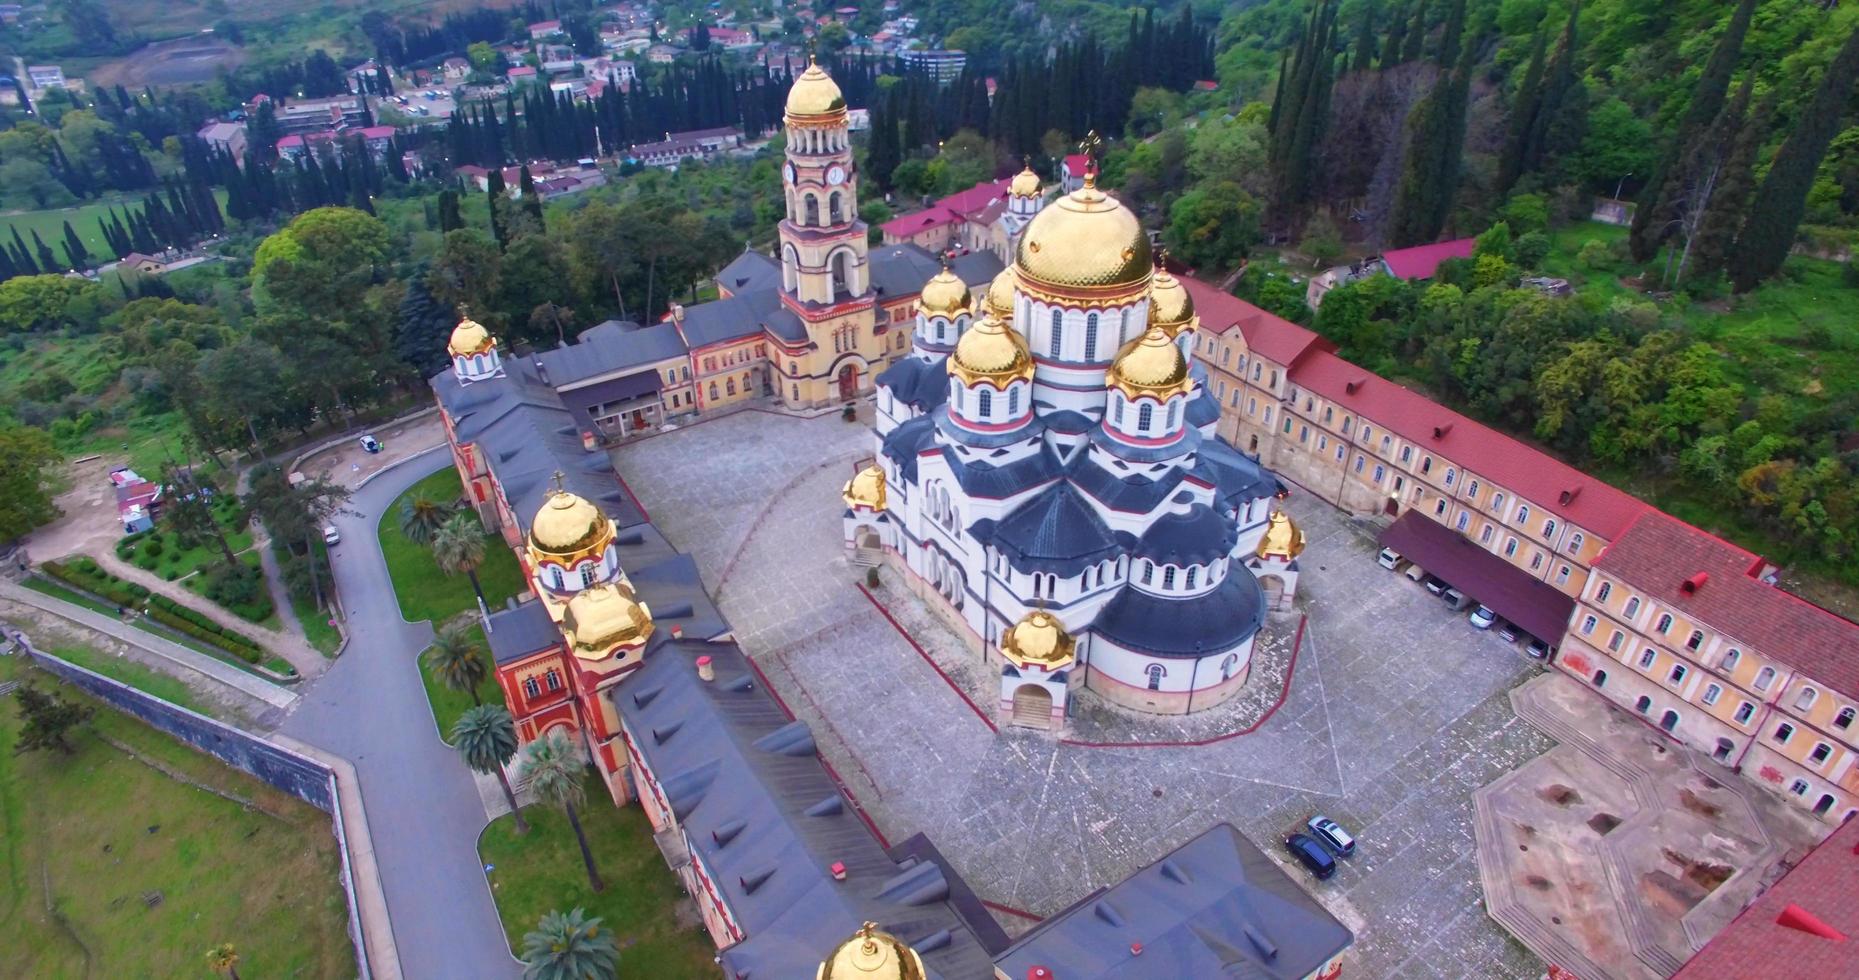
[141,537,164,558]
[1514,231,1551,270]
[1577,239,1611,270]
[202,564,274,622]
[134,552,159,571]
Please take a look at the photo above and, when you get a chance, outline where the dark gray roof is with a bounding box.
[675,287,801,348]
[1087,420,1205,465]
[537,320,688,388]
[881,415,938,483]
[866,244,1003,301]
[613,641,996,979]
[1195,438,1282,507]
[628,553,728,642]
[1070,458,1191,515]
[486,599,560,665]
[1379,510,1575,643]
[876,355,950,411]
[980,484,1127,575]
[949,249,1004,287]
[557,370,661,422]
[610,521,681,578]
[1134,505,1236,566]
[941,440,1063,500]
[995,823,1354,980]
[716,248,781,296]
[1188,389,1222,428]
[1042,408,1095,435]
[1091,572,1265,657]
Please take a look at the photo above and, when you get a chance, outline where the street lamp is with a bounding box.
[1613,172,1633,202]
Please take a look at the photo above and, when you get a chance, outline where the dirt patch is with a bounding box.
[1587,812,1621,835]
[1539,784,1583,806]
[1661,849,1735,893]
[1679,788,1723,819]
[1525,874,1554,892]
[1643,869,1707,916]
[89,36,247,89]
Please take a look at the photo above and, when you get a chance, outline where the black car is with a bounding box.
[1285,832,1337,880]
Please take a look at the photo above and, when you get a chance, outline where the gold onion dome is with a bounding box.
[981,267,1017,322]
[1009,163,1041,198]
[785,57,846,119]
[817,921,926,980]
[1107,326,1193,400]
[842,465,886,511]
[1015,175,1152,292]
[917,264,970,317]
[1257,509,1308,561]
[562,582,653,658]
[1148,264,1198,336]
[1001,610,1076,668]
[529,485,614,560]
[949,312,1034,387]
[448,315,495,357]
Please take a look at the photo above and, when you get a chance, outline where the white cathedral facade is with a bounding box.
[842,167,1301,725]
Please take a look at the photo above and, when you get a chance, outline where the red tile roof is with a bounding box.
[880,206,961,238]
[1673,817,1859,979]
[1380,237,1476,280]
[1179,276,1330,369]
[1595,511,1859,699]
[936,177,1012,216]
[1063,153,1089,176]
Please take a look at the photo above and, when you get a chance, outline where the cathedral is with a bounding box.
[843,153,1301,724]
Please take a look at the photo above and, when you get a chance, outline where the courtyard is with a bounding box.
[613,407,1566,977]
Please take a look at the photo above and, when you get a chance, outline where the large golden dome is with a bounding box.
[1009,163,1041,198]
[1107,326,1193,400]
[529,486,614,562]
[1001,610,1076,669]
[785,57,846,120]
[817,922,926,980]
[917,264,970,318]
[1256,510,1307,560]
[562,582,653,659]
[448,316,495,357]
[949,312,1034,387]
[980,267,1017,322]
[1148,265,1198,337]
[1015,177,1152,295]
[842,465,886,511]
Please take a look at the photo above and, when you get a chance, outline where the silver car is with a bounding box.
[1469,604,1498,629]
[1306,815,1355,856]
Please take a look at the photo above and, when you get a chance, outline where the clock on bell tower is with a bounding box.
[777,57,870,310]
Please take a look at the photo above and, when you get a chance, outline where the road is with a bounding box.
[282,448,520,979]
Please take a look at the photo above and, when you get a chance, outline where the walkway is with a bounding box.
[0,578,298,710]
[280,449,519,980]
[87,548,330,679]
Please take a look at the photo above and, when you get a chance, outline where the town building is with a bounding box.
[267,94,369,136]
[898,48,967,84]
[195,121,247,161]
[624,125,744,167]
[880,173,1043,265]
[1305,236,1477,307]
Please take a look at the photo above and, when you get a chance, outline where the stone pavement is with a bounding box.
[294,409,449,492]
[1475,673,1824,980]
[613,409,1556,977]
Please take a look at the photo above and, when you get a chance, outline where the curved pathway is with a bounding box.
[282,449,519,980]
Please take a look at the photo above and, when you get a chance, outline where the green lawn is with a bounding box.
[272,538,344,656]
[118,498,257,583]
[23,575,282,675]
[181,549,278,626]
[0,657,352,978]
[22,576,118,616]
[418,622,507,743]
[479,773,718,977]
[36,641,208,715]
[378,467,528,623]
[0,190,232,260]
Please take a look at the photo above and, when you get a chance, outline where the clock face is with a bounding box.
[784,162,797,184]
[826,165,846,186]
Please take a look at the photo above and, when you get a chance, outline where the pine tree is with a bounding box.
[1630,0,1756,261]
[1730,25,1859,292]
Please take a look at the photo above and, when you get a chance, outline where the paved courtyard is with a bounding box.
[613,409,1556,978]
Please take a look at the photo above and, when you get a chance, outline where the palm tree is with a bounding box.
[453,704,528,833]
[399,494,454,546]
[431,512,489,609]
[429,621,488,706]
[520,908,619,980]
[518,731,603,892]
[205,942,241,980]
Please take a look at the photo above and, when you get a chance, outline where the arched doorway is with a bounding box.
[1258,574,1285,609]
[1814,794,1836,817]
[1660,710,1680,733]
[1011,685,1053,729]
[1713,737,1734,762]
[1635,695,1652,714]
[1592,670,1608,688]
[837,364,859,402]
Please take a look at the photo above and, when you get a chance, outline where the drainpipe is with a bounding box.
[1185,643,1202,714]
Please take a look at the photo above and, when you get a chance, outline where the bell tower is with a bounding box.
[778,57,871,309]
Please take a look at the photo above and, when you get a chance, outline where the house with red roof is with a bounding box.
[878,177,1015,254]
[1307,237,1478,308]
[1061,153,1090,193]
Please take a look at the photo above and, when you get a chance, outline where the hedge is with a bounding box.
[41,558,265,664]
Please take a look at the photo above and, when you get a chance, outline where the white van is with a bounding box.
[1377,548,1403,570]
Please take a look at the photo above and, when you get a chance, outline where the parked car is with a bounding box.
[359,433,383,454]
[1469,604,1498,629]
[1307,815,1356,856]
[1285,833,1338,879]
[1496,622,1522,643]
[1377,547,1403,570]
[322,525,341,546]
[1441,587,1469,610]
[1404,563,1428,584]
[1525,638,1552,659]
[1423,576,1448,596]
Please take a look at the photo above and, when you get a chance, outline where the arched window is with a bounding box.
[1836,707,1855,730]
[1167,400,1180,430]
[1597,582,1612,602]
[524,676,541,698]
[952,384,964,409]
[1008,386,1020,416]
[1138,403,1154,431]
[1755,666,1776,691]
[1113,397,1125,425]
[1163,567,1176,589]
[1625,597,1641,618]
[1567,532,1584,554]
[726,377,736,396]
[708,382,719,401]
[804,195,820,226]
[1186,567,1198,589]
[1146,664,1165,690]
[1686,630,1704,651]
[1084,312,1099,361]
[1656,613,1673,634]
[828,191,843,223]
[1048,309,1064,357]
[1140,560,1153,585]
[1721,648,1741,671]
[1543,519,1557,539]
[1795,687,1819,711]
[977,388,992,417]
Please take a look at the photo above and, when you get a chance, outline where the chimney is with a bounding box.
[581,430,597,451]
[670,624,684,640]
[1129,942,1143,957]
[1026,969,1053,980]
[1681,572,1709,595]
[830,861,847,882]
[1345,378,1363,395]
[696,655,714,681]
[1433,423,1453,439]
[1560,486,1582,506]
[670,302,686,324]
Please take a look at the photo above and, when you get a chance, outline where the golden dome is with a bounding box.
[949,312,1034,388]
[448,316,495,357]
[1001,610,1076,669]
[1010,164,1041,198]
[842,465,886,511]
[980,267,1017,322]
[1256,510,1307,561]
[1148,266,1198,337]
[1106,326,1193,400]
[817,922,926,980]
[1015,178,1152,295]
[785,57,846,120]
[917,264,970,318]
[528,485,614,563]
[562,582,653,659]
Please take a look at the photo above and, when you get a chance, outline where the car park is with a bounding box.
[1377,548,1403,570]
[1307,815,1356,856]
[1284,833,1337,879]
[1469,604,1498,629]
[1525,638,1552,659]
[1496,622,1521,643]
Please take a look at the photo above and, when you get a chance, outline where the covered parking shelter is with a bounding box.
[1379,511,1575,645]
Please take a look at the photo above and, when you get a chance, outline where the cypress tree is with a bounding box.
[1436,0,1466,68]
[11,228,38,274]
[1389,39,1474,246]
[1383,0,1409,68]
[1630,0,1757,261]
[31,230,59,272]
[518,164,544,229]
[1401,0,1428,65]
[61,221,89,270]
[1496,28,1548,196]
[438,189,464,232]
[1688,81,1766,285]
[1730,26,1859,291]
[1352,3,1377,73]
[486,168,507,247]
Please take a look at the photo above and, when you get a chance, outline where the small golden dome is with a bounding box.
[448,316,495,357]
[949,312,1034,388]
[1106,326,1193,400]
[1256,509,1307,561]
[817,922,926,980]
[980,267,1017,322]
[1001,610,1076,669]
[1010,164,1041,198]
[562,582,654,659]
[1148,266,1198,336]
[842,465,886,511]
[785,57,846,120]
[529,485,614,561]
[917,264,970,318]
[1016,179,1152,294]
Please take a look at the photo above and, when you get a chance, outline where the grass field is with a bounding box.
[478,772,718,977]
[378,468,528,624]
[0,190,231,261]
[418,622,506,743]
[0,656,351,977]
[36,641,209,715]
